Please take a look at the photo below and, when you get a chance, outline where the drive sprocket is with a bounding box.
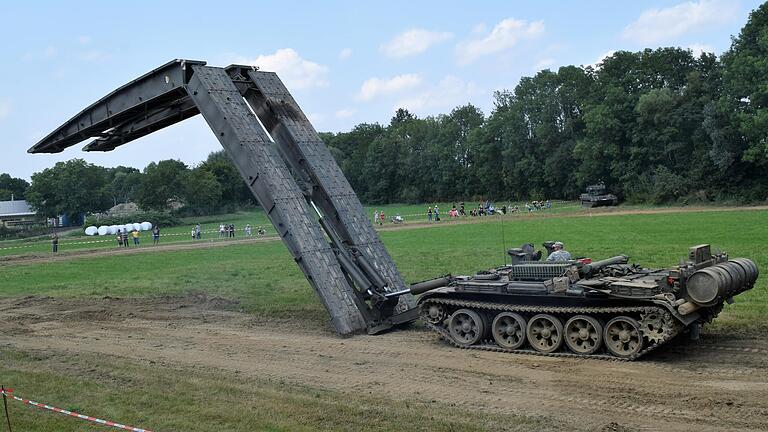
[639,311,674,343]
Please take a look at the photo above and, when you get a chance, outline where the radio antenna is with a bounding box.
[500,205,507,266]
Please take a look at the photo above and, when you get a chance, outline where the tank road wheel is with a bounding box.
[526,314,564,353]
[491,312,527,349]
[422,303,448,325]
[448,309,486,347]
[604,316,644,358]
[564,315,603,355]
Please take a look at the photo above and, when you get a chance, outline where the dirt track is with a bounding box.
[2,295,766,431]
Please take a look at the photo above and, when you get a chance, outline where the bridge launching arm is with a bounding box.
[29,59,417,335]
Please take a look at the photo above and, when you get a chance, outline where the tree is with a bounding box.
[135,160,189,211]
[439,105,484,198]
[200,151,253,206]
[26,159,111,218]
[183,167,222,212]
[321,123,385,199]
[721,2,768,165]
[105,166,142,205]
[0,173,30,201]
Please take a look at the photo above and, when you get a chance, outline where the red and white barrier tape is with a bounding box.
[1,388,152,432]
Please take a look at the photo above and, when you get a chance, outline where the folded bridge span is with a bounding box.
[29,59,417,335]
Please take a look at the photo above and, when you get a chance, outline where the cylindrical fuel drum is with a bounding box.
[687,266,731,306]
[687,259,758,306]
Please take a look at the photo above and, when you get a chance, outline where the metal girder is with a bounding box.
[186,65,369,334]
[228,67,416,318]
[28,59,418,335]
[29,59,205,154]
[83,97,199,152]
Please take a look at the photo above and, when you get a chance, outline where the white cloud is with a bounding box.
[471,23,487,34]
[22,46,57,61]
[338,48,353,60]
[79,50,109,62]
[622,0,738,45]
[687,43,716,56]
[0,98,11,120]
[393,75,479,113]
[335,108,356,119]
[381,29,453,58]
[456,18,544,65]
[357,74,422,101]
[533,58,556,71]
[232,48,329,90]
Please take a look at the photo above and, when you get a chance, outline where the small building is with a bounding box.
[0,199,37,228]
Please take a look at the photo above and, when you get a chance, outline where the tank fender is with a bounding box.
[410,276,452,295]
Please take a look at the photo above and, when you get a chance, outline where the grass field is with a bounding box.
[0,200,640,257]
[0,200,745,258]
[3,208,766,329]
[1,207,767,431]
[0,201,522,256]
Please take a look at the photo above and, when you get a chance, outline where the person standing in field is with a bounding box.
[116,230,123,247]
[152,226,160,245]
[427,206,433,222]
[132,229,140,246]
[379,210,385,226]
[219,223,226,238]
[195,223,202,240]
[434,205,440,222]
[122,230,130,247]
[374,209,379,225]
[51,232,59,253]
[229,223,235,238]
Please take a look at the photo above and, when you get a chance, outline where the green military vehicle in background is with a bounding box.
[580,183,619,207]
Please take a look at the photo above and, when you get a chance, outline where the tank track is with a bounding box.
[420,297,681,361]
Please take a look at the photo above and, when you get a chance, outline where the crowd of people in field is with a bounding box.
[371,200,555,226]
[523,200,552,212]
[114,226,161,247]
[107,222,267,249]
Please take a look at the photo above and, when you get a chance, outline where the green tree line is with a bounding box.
[7,4,767,218]
[17,151,253,219]
[0,173,29,201]
[322,4,768,204]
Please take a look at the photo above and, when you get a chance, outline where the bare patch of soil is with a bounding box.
[1,295,766,431]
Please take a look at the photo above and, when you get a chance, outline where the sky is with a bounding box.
[0,0,763,180]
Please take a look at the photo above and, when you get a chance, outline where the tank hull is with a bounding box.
[415,245,757,360]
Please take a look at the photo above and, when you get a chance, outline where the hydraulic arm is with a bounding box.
[29,59,417,335]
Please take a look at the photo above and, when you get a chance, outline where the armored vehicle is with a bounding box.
[580,183,618,207]
[412,243,757,360]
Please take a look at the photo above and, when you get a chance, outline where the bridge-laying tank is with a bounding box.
[32,59,758,361]
[411,244,758,360]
